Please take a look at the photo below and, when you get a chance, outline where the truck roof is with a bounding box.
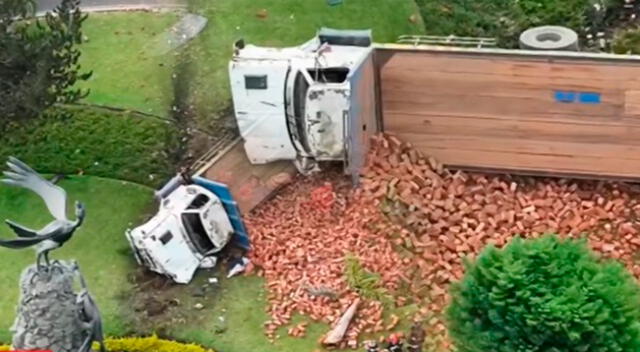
[131,185,215,239]
[233,35,372,71]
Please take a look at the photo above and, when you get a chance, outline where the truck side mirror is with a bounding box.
[234,39,245,50]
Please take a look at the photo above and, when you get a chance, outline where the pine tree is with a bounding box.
[0,0,92,122]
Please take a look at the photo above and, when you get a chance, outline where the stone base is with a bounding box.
[11,261,86,352]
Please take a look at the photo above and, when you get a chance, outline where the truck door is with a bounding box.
[229,60,297,164]
[287,67,351,161]
[151,216,202,284]
[304,85,350,160]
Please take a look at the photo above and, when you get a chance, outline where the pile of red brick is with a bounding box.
[245,173,404,347]
[247,133,640,350]
[360,134,640,348]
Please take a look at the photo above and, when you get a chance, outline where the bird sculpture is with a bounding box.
[0,157,85,270]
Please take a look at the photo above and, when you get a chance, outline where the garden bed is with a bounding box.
[244,133,640,351]
[415,0,639,50]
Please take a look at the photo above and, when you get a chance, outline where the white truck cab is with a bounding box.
[126,183,234,283]
[229,28,373,173]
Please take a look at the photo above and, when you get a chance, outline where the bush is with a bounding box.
[447,235,640,351]
[415,0,621,48]
[0,335,215,352]
[344,253,391,304]
[612,27,640,54]
[0,106,180,187]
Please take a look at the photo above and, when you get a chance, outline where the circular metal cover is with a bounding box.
[519,25,579,51]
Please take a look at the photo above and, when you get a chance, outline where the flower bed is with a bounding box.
[0,336,215,352]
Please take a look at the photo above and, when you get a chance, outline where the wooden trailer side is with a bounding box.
[376,45,640,179]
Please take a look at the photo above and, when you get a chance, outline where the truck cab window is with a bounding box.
[181,213,216,254]
[245,75,267,89]
[307,67,349,83]
[187,194,210,209]
[159,231,173,245]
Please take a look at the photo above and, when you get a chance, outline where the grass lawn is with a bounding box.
[184,0,425,128]
[73,2,425,128]
[150,274,329,352]
[124,265,421,352]
[78,12,180,116]
[0,176,154,343]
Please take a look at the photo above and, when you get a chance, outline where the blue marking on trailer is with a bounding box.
[554,90,601,105]
[578,92,601,104]
[554,91,576,103]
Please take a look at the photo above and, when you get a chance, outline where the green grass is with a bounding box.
[73,2,425,128]
[0,107,180,187]
[0,176,154,343]
[125,267,421,352]
[78,12,180,116]
[162,274,328,352]
[184,0,425,128]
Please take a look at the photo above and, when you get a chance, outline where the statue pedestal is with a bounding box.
[11,261,86,352]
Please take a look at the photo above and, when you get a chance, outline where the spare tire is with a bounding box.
[519,26,579,51]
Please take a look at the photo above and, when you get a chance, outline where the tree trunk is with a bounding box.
[322,298,360,345]
[11,261,86,352]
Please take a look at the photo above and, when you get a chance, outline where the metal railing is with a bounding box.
[191,131,238,176]
[397,34,498,48]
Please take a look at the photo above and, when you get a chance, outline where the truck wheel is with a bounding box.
[519,26,579,51]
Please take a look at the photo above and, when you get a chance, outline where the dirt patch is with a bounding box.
[125,249,244,335]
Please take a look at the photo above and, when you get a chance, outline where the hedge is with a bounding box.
[0,106,180,187]
[0,335,215,352]
[415,0,621,48]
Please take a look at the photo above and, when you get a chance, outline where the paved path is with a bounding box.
[37,0,186,14]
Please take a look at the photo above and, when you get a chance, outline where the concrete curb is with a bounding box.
[36,3,186,16]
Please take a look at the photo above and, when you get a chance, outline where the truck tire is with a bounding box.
[519,26,579,51]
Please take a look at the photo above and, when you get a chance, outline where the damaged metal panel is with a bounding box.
[346,49,378,184]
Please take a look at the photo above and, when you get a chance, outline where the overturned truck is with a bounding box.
[127,27,640,283]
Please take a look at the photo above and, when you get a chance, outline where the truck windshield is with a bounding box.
[181,212,216,254]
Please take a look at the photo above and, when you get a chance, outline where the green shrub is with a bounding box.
[0,106,180,187]
[101,335,215,352]
[447,235,640,352]
[344,253,391,304]
[612,27,640,54]
[1,335,216,352]
[415,0,619,47]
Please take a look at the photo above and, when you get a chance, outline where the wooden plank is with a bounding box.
[381,75,626,99]
[625,90,640,116]
[399,133,640,160]
[383,93,621,119]
[202,142,296,213]
[383,52,640,82]
[384,113,640,141]
[417,147,640,178]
